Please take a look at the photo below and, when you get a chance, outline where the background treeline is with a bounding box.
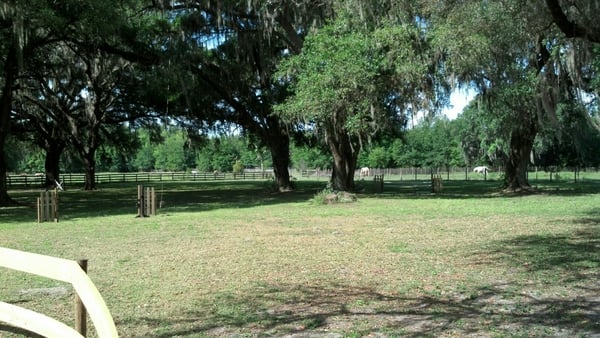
[9,112,600,175]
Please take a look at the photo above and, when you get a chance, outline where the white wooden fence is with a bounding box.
[0,247,118,337]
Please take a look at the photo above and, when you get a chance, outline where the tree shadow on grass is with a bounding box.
[129,219,600,337]
[480,210,600,283]
[4,179,600,223]
[128,279,599,338]
[363,179,600,200]
[1,181,327,223]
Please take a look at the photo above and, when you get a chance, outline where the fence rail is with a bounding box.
[6,171,274,188]
[0,247,118,338]
[6,166,598,189]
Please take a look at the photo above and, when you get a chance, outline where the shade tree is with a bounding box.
[434,0,600,190]
[155,0,334,192]
[0,0,160,200]
[276,7,443,191]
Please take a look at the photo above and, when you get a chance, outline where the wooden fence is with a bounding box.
[37,190,59,223]
[6,171,274,189]
[137,185,156,217]
[0,247,118,338]
[7,167,599,189]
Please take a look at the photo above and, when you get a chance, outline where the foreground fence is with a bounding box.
[0,247,118,338]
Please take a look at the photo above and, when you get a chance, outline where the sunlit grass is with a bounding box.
[1,178,599,337]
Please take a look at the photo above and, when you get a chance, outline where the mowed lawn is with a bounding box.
[1,178,599,337]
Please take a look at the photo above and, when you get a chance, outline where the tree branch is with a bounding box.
[545,0,600,43]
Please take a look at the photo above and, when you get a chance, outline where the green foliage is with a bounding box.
[290,143,331,170]
[3,0,599,196]
[5,136,42,173]
[365,146,391,169]
[195,135,271,173]
[96,147,132,172]
[132,131,157,171]
[276,17,384,135]
[309,185,358,205]
[309,186,335,205]
[154,130,189,171]
[232,160,244,174]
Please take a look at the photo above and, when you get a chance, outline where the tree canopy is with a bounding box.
[1,0,599,202]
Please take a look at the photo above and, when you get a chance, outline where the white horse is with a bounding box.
[360,167,370,177]
[473,166,489,174]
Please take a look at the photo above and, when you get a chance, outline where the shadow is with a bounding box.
[0,180,327,223]
[360,178,600,200]
[127,279,599,338]
[0,324,44,338]
[119,211,600,337]
[3,179,600,223]
[481,216,600,285]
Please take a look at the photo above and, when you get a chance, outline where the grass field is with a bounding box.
[1,177,599,337]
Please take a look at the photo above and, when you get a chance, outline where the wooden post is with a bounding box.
[37,197,42,223]
[374,175,384,193]
[138,185,157,217]
[44,193,50,221]
[432,175,443,193]
[75,259,88,337]
[53,188,59,222]
[137,185,144,217]
[150,187,156,216]
[37,191,58,223]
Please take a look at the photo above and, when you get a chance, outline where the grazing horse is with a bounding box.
[360,167,370,177]
[473,166,489,174]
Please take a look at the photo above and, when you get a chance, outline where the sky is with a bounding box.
[443,88,476,120]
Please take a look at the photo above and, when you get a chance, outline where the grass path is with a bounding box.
[1,180,599,337]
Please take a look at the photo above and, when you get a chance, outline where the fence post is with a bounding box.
[151,187,156,216]
[37,196,42,223]
[137,185,144,217]
[138,185,157,217]
[75,259,88,337]
[374,175,384,193]
[432,175,443,193]
[145,186,155,216]
[53,189,59,222]
[37,191,59,223]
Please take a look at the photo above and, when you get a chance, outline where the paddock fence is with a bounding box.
[5,170,274,189]
[6,166,598,189]
[301,166,599,182]
[0,247,118,338]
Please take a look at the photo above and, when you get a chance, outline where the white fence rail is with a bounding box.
[0,247,118,337]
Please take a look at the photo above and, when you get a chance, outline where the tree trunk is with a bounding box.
[504,121,537,191]
[0,95,11,204]
[269,132,292,192]
[0,135,12,205]
[82,152,97,190]
[0,45,18,205]
[327,131,358,192]
[44,143,64,187]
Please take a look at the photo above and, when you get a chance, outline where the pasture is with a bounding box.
[0,176,599,337]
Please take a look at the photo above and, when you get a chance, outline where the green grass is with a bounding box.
[1,178,599,337]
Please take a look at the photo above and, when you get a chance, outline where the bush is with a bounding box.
[233,160,244,174]
[310,186,357,205]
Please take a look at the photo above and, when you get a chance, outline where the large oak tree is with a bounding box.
[276,9,443,191]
